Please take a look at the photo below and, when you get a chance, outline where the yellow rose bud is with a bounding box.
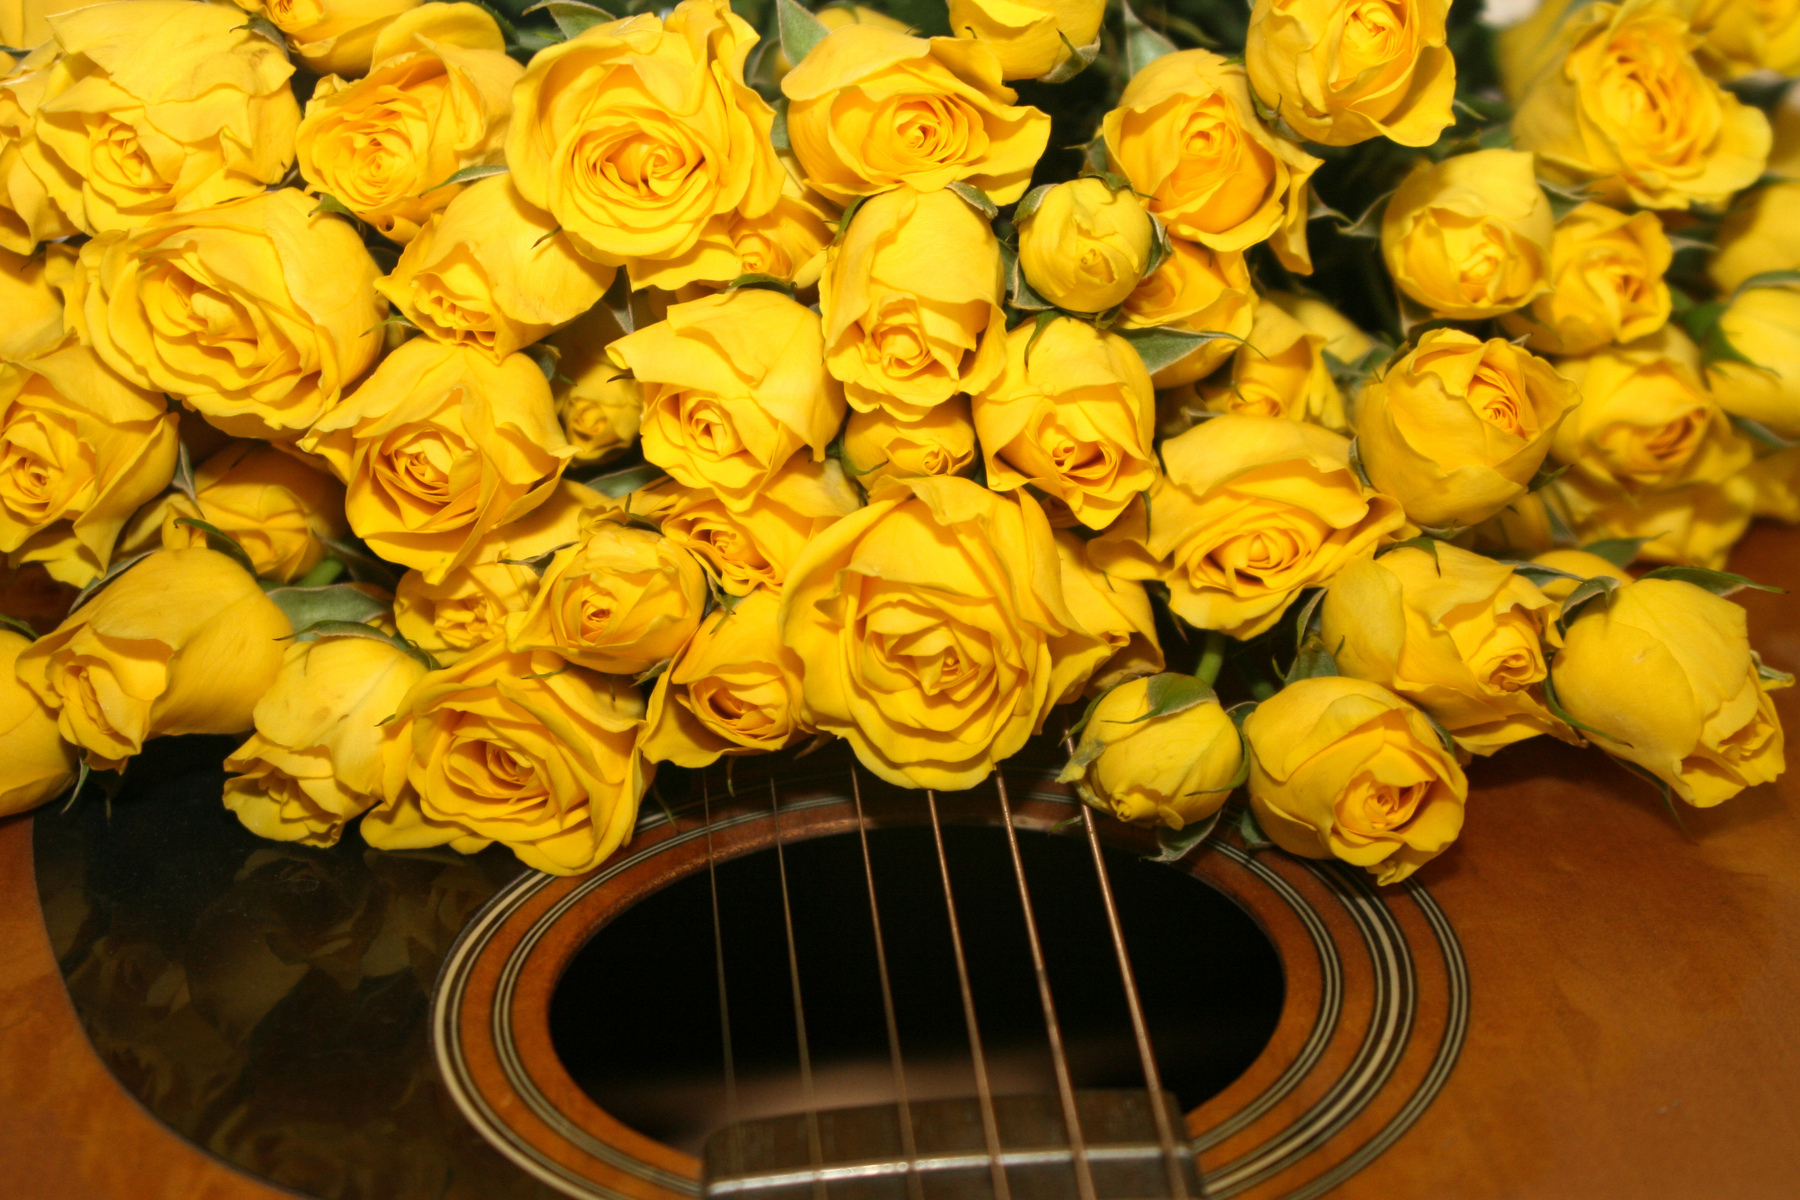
[724,152,838,289]
[771,6,914,78]
[1688,0,1800,77]
[75,188,385,442]
[508,0,783,289]
[1500,202,1673,356]
[1267,289,1374,363]
[945,0,1103,81]
[1553,577,1785,806]
[379,176,613,362]
[1103,49,1320,272]
[223,633,429,846]
[1118,237,1255,387]
[1321,543,1565,755]
[641,589,809,768]
[234,0,424,77]
[1551,326,1752,493]
[842,401,977,484]
[1356,330,1580,529]
[1196,298,1350,433]
[1747,444,1800,522]
[1512,0,1770,210]
[1016,178,1154,314]
[608,287,844,511]
[549,305,642,468]
[506,517,707,675]
[1711,180,1800,295]
[302,337,574,584]
[1247,0,1456,148]
[1461,489,1558,558]
[1,344,177,588]
[1060,675,1241,830]
[782,25,1050,206]
[780,476,1107,789]
[155,442,350,584]
[1090,414,1406,639]
[296,3,521,243]
[1707,285,1800,437]
[1053,531,1163,700]
[1382,149,1553,320]
[16,547,292,769]
[821,186,1006,418]
[1528,547,1632,601]
[0,242,72,359]
[1552,472,1756,569]
[24,1,299,237]
[365,637,651,875]
[1,44,81,253]
[630,458,861,597]
[0,628,77,817]
[1246,676,1467,884]
[972,317,1157,530]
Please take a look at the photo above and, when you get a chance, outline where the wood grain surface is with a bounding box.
[3,520,1799,1199]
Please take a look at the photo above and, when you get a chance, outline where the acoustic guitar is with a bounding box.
[5,519,1800,1200]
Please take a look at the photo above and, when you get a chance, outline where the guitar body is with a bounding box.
[4,521,1800,1200]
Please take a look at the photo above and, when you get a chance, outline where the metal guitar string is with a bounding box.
[770,779,828,1200]
[701,775,745,1180]
[993,771,1097,1200]
[848,765,925,1200]
[924,787,1013,1200]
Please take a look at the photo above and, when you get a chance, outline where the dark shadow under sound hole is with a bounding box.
[548,825,1285,1156]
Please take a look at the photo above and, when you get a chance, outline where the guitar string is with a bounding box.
[925,788,1012,1200]
[770,778,828,1200]
[1079,804,1193,1200]
[992,771,1098,1200]
[848,765,925,1200]
[701,774,745,1182]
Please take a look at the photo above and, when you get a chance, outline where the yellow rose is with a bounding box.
[1053,530,1163,699]
[0,242,72,360]
[782,25,1050,205]
[0,344,176,588]
[724,151,838,289]
[1246,675,1467,884]
[364,636,650,875]
[1268,289,1374,363]
[779,476,1107,789]
[74,188,385,442]
[945,0,1103,81]
[1551,472,1755,568]
[1090,414,1406,639]
[1460,489,1558,558]
[1356,330,1580,529]
[0,628,77,817]
[301,337,574,584]
[1550,326,1752,493]
[820,186,1006,418]
[507,0,783,289]
[1512,0,1770,210]
[391,478,598,662]
[1103,49,1320,272]
[505,516,707,675]
[378,176,613,362]
[1689,0,1800,76]
[607,287,843,511]
[15,547,292,769]
[641,588,809,768]
[1553,577,1785,806]
[223,632,428,847]
[972,317,1157,530]
[1711,181,1800,295]
[629,458,861,597]
[1528,547,1632,601]
[1747,445,1800,522]
[0,43,81,253]
[548,305,641,467]
[234,0,423,77]
[1195,297,1349,432]
[1707,285,1800,437]
[1016,178,1154,314]
[842,400,977,484]
[771,6,914,78]
[296,2,521,242]
[1500,201,1673,356]
[2,0,97,48]
[1059,675,1241,830]
[1247,0,1456,147]
[1381,149,1553,320]
[1117,237,1255,387]
[1321,543,1565,755]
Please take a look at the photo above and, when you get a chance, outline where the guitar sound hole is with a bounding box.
[548,824,1285,1155]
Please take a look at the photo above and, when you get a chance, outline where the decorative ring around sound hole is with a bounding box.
[431,761,1469,1200]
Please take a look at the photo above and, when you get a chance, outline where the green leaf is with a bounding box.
[1555,573,1621,639]
[1023,309,1060,366]
[770,97,790,151]
[1541,668,1619,744]
[1005,244,1056,313]
[60,760,91,814]
[946,181,998,220]
[310,192,360,222]
[1346,436,1374,490]
[1639,565,1783,596]
[263,583,390,632]
[1732,269,1800,299]
[69,551,154,612]
[1420,707,1457,755]
[1236,804,1275,852]
[521,0,617,38]
[0,613,39,640]
[829,193,869,247]
[1118,326,1246,376]
[1332,189,1393,240]
[174,517,258,578]
[422,163,509,196]
[1120,0,1176,77]
[580,460,666,497]
[1538,177,1594,221]
[1754,651,1794,690]
[1013,182,1055,225]
[523,661,573,680]
[1037,30,1100,83]
[1496,560,1586,589]
[523,341,561,382]
[726,272,797,295]
[1121,672,1217,724]
[1731,414,1800,449]
[1378,535,1443,570]
[1147,809,1224,864]
[234,14,290,53]
[1527,459,1571,492]
[777,0,831,68]
[1322,342,1394,393]
[290,620,437,669]
[634,657,673,687]
[1612,756,1686,832]
[320,536,400,589]
[500,542,575,575]
[1581,537,1650,568]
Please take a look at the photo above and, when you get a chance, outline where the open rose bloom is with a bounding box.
[0,0,1789,889]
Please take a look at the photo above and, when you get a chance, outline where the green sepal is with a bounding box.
[520,0,617,39]
[634,657,673,688]
[777,0,830,68]
[579,460,666,497]
[1731,414,1800,449]
[1527,459,1571,492]
[320,536,400,589]
[1236,803,1275,852]
[523,341,561,383]
[170,440,198,505]
[69,551,155,612]
[726,273,797,296]
[288,620,438,670]
[523,661,573,681]
[1754,651,1795,690]
[1639,565,1782,596]
[1148,809,1224,864]
[1346,436,1374,489]
[1037,30,1100,84]
[946,181,998,219]
[1121,672,1217,724]
[0,614,39,640]
[1611,756,1687,832]
[1378,535,1443,569]
[235,14,290,54]
[1581,537,1649,568]
[1540,668,1619,744]
[174,517,258,578]
[1120,0,1176,77]
[1117,326,1247,376]
[1554,573,1621,639]
[1732,268,1800,298]
[263,583,390,632]
[1537,177,1594,221]
[1331,189,1393,241]
[421,163,509,196]
[500,542,575,576]
[1012,182,1055,226]
[310,192,360,222]
[770,97,790,151]
[1495,560,1586,589]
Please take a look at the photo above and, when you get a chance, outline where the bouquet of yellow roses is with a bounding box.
[1,0,1792,884]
